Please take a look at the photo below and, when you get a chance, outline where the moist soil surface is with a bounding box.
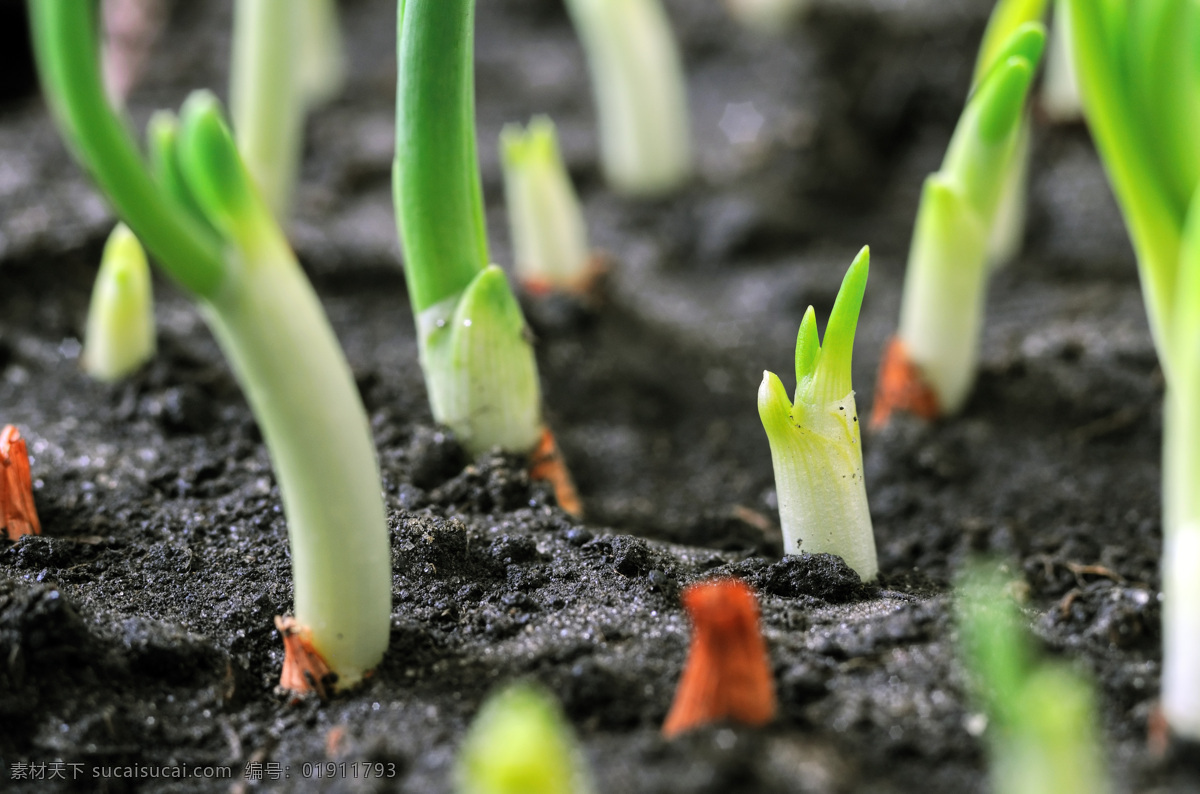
[0,0,1192,791]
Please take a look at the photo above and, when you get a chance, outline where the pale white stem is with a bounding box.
[898,176,990,414]
[563,0,692,197]
[1162,520,1200,738]
[203,239,391,687]
[760,373,877,580]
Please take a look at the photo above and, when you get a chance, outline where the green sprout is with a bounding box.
[876,20,1045,424]
[456,684,593,794]
[1064,0,1200,739]
[958,565,1110,794]
[758,246,877,580]
[394,0,546,458]
[30,0,391,691]
[563,0,692,197]
[500,116,595,296]
[83,223,156,382]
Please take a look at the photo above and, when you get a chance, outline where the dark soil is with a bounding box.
[0,0,1189,791]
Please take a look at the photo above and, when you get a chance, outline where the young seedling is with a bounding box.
[958,564,1110,794]
[663,579,776,738]
[0,426,41,541]
[394,0,580,516]
[1064,0,1200,740]
[563,0,692,197]
[83,224,156,382]
[500,116,604,299]
[31,0,391,694]
[456,684,593,794]
[759,247,877,580]
[872,18,1046,427]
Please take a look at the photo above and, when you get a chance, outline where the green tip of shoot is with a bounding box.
[976,57,1037,146]
[501,116,559,168]
[757,369,793,439]
[176,91,272,251]
[176,91,283,259]
[500,115,592,293]
[458,265,529,339]
[419,265,544,457]
[973,0,1050,87]
[456,684,592,794]
[759,248,876,579]
[809,245,869,405]
[84,224,156,382]
[793,306,819,395]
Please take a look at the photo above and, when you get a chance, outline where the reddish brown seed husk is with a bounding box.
[870,336,941,430]
[520,251,609,304]
[529,426,583,518]
[662,579,776,738]
[275,616,335,701]
[1,425,42,541]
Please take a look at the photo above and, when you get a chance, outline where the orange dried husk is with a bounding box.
[529,426,583,518]
[520,251,609,303]
[662,579,776,737]
[1,425,42,541]
[870,336,941,429]
[275,615,335,700]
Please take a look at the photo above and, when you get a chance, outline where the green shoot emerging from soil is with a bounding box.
[563,0,692,197]
[758,246,877,580]
[394,0,545,458]
[500,116,595,296]
[30,0,391,692]
[875,21,1045,424]
[1064,0,1200,739]
[83,223,156,382]
[958,564,1109,794]
[456,684,593,794]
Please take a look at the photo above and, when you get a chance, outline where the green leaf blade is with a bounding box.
[812,246,869,405]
